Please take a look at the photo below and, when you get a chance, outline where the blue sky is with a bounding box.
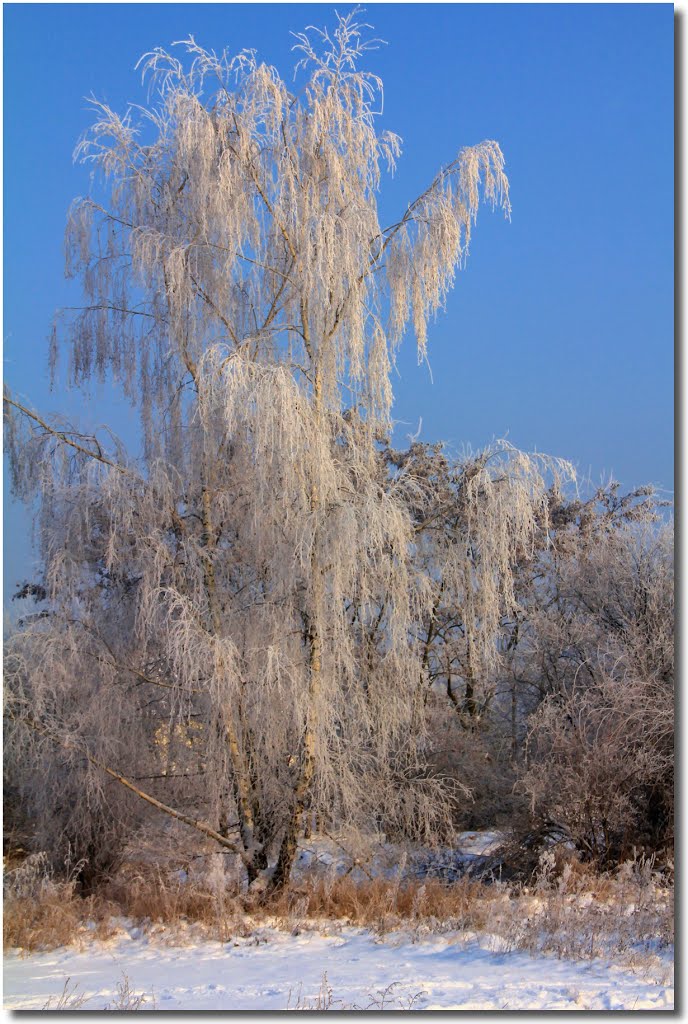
[3,3,674,600]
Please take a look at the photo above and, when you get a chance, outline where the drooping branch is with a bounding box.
[3,393,128,475]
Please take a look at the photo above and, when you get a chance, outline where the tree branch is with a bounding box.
[18,710,250,864]
[3,394,128,475]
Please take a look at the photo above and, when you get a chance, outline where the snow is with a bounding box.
[292,831,507,885]
[3,923,673,1011]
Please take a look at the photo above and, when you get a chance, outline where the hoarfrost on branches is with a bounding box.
[5,13,568,891]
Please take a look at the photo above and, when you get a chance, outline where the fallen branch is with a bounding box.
[17,710,250,865]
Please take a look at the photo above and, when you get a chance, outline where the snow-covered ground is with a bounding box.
[4,923,673,1011]
[3,834,673,1010]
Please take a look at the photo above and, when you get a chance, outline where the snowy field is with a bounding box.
[3,834,673,1011]
[4,923,673,1011]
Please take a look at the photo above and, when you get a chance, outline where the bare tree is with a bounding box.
[5,13,514,889]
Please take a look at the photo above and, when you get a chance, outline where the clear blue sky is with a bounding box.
[3,3,674,600]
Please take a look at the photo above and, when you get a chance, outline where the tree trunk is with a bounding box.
[272,355,323,891]
[271,566,322,891]
[199,459,261,875]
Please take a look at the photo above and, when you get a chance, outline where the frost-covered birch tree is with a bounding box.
[5,13,516,889]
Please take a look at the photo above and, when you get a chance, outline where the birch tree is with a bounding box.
[5,13,513,889]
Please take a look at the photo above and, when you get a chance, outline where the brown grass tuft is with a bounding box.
[103,863,251,944]
[281,873,503,935]
[4,886,120,954]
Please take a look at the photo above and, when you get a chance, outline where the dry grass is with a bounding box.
[3,853,119,953]
[41,977,88,1011]
[102,862,506,942]
[274,871,505,936]
[3,846,673,973]
[103,973,156,1011]
[104,863,255,945]
[40,972,155,1011]
[3,890,119,954]
[469,848,674,979]
[3,858,502,950]
[515,851,674,966]
[286,972,424,1011]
